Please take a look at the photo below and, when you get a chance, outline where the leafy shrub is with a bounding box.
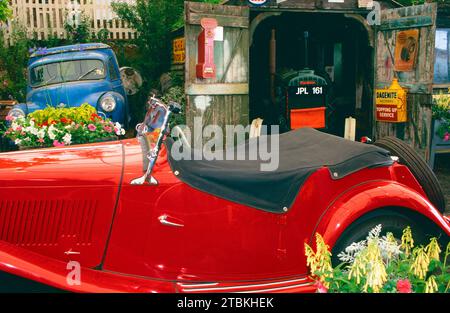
[305,226,450,293]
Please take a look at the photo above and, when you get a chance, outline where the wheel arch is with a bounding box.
[313,181,450,249]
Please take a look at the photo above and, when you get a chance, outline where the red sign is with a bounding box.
[196,18,218,79]
[376,104,398,122]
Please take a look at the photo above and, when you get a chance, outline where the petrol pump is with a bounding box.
[279,32,332,131]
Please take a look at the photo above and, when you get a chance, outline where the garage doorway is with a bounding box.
[249,12,374,139]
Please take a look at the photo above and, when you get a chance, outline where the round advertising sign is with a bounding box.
[248,0,268,6]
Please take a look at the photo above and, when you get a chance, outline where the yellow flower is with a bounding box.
[305,244,318,273]
[425,238,441,262]
[348,252,366,285]
[363,239,387,293]
[410,247,430,279]
[424,275,438,293]
[401,226,414,256]
[304,233,334,288]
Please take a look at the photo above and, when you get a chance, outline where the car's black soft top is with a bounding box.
[165,128,393,213]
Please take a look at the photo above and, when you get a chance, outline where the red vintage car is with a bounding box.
[0,97,448,293]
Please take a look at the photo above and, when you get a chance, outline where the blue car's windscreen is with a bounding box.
[30,59,106,87]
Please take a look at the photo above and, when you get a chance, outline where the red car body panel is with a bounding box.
[0,142,123,268]
[0,138,449,292]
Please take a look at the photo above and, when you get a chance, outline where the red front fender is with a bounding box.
[314,180,450,248]
[0,240,175,293]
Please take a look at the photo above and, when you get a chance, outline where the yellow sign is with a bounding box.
[376,78,408,123]
[172,37,185,64]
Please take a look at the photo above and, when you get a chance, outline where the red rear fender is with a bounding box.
[314,181,450,248]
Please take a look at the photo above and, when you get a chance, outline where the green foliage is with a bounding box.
[0,0,11,23]
[64,12,92,43]
[111,0,185,84]
[0,23,32,101]
[161,84,186,128]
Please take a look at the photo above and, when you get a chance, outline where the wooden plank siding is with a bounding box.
[374,3,437,160]
[185,2,250,145]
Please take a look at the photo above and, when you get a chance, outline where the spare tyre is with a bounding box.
[374,137,446,213]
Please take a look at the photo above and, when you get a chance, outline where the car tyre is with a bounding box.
[374,136,446,213]
[331,210,431,266]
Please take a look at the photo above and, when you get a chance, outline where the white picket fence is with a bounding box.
[4,0,136,41]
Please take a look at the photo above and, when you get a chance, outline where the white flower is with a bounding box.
[62,133,72,145]
[37,130,45,139]
[25,126,39,136]
[11,122,19,131]
[114,122,125,136]
[14,139,22,145]
[24,137,31,142]
[48,131,56,140]
[48,124,59,140]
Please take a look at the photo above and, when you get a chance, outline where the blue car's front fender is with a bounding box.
[96,92,128,126]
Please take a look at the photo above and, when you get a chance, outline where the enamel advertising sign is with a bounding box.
[376,79,408,123]
[394,29,420,72]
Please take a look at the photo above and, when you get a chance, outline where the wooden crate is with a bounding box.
[0,100,17,121]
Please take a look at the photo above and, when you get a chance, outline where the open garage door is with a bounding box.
[184,2,249,145]
[374,3,437,160]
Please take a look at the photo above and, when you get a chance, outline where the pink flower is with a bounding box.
[38,138,44,143]
[88,124,97,132]
[315,281,328,293]
[5,115,14,121]
[103,125,112,133]
[396,279,412,293]
[53,140,65,147]
[444,132,450,142]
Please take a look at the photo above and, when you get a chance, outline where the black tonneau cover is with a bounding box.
[166,128,392,213]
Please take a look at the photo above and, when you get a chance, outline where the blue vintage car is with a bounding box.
[8,43,132,126]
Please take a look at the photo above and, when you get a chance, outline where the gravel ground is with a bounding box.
[434,155,450,215]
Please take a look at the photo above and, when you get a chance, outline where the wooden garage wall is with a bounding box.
[374,3,437,159]
[184,2,249,145]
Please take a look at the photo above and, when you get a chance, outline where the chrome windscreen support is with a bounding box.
[131,97,181,185]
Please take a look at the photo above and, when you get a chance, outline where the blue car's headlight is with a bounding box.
[99,94,117,113]
[7,108,26,119]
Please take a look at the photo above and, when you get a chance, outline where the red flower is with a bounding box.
[90,113,101,122]
[396,279,412,293]
[315,281,328,293]
[444,132,450,142]
[60,117,72,124]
